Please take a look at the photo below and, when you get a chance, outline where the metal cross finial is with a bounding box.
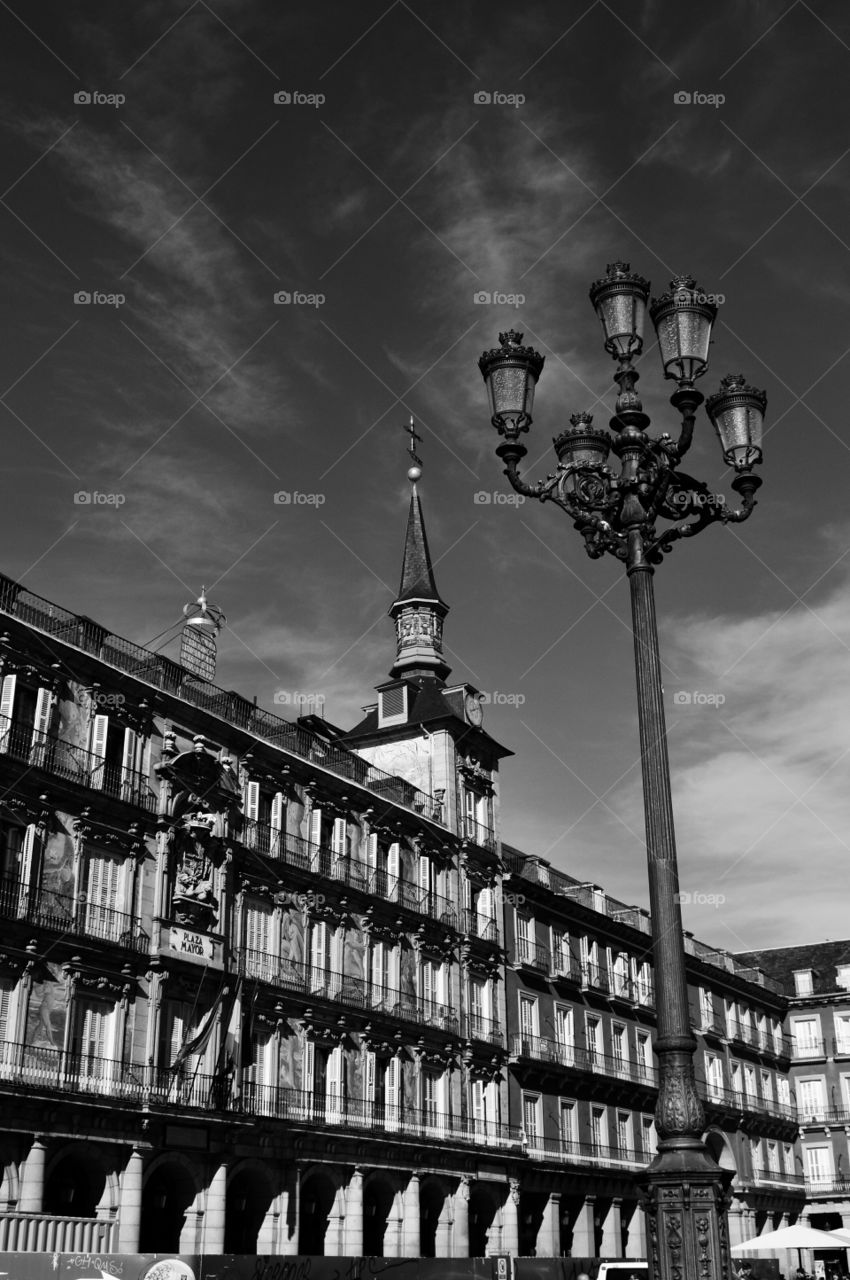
[404,415,423,468]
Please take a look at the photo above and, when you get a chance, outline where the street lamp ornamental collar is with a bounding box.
[477,330,545,440]
[553,411,613,467]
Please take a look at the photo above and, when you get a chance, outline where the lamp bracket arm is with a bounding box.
[501,458,559,500]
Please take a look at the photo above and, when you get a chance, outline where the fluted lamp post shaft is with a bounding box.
[477,263,768,1280]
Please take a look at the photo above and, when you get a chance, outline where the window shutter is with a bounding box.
[386,1056,400,1119]
[422,961,434,1008]
[246,902,272,955]
[0,982,13,1043]
[270,792,284,832]
[371,942,386,993]
[418,855,431,893]
[244,781,260,821]
[436,963,447,1006]
[19,825,37,895]
[332,817,347,857]
[387,945,400,991]
[387,842,399,892]
[472,1079,485,1123]
[311,922,328,975]
[303,1039,315,1095]
[0,675,17,727]
[121,726,137,783]
[366,834,378,870]
[365,1050,376,1103]
[309,807,322,847]
[91,714,108,760]
[32,688,54,745]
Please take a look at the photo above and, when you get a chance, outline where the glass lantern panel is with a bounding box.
[490,365,529,418]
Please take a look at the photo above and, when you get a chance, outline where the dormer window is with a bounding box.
[836,965,850,991]
[793,969,814,996]
[378,685,408,728]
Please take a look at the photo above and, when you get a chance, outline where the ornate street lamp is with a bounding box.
[478,262,767,1280]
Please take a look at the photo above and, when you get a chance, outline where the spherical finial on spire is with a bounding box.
[404,415,423,482]
[407,464,422,483]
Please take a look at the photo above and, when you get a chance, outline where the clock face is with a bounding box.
[465,693,483,726]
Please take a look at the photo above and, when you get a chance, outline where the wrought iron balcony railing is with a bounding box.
[237,950,459,1032]
[0,572,442,822]
[514,940,551,972]
[805,1175,850,1196]
[696,1078,796,1123]
[0,714,157,812]
[461,908,500,943]
[0,877,149,953]
[549,952,581,983]
[461,818,498,853]
[464,1013,505,1046]
[833,1038,850,1058]
[797,1106,850,1125]
[235,825,458,929]
[581,961,610,994]
[509,1033,659,1087]
[526,1134,647,1168]
[792,1038,827,1059]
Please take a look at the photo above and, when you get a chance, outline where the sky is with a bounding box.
[1,0,849,950]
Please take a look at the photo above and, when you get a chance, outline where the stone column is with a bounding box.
[502,1178,520,1256]
[402,1174,421,1257]
[537,1191,561,1258]
[117,1148,144,1253]
[625,1203,646,1259]
[726,1198,746,1247]
[452,1176,470,1258]
[18,1136,47,1213]
[600,1198,622,1258]
[204,1160,228,1253]
[279,1166,299,1255]
[571,1195,596,1258]
[345,1168,364,1255]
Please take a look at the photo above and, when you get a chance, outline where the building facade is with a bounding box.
[734,941,850,1241]
[0,471,804,1259]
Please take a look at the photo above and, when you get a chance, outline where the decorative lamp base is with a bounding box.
[638,1144,735,1280]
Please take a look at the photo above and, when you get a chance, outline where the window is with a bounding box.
[725,999,737,1036]
[84,853,125,943]
[516,914,533,964]
[612,1023,629,1074]
[551,928,572,977]
[834,1013,850,1054]
[586,1015,602,1064]
[636,1031,652,1080]
[325,1044,346,1122]
[797,1077,826,1120]
[421,958,448,1021]
[616,1111,631,1156]
[519,994,538,1046]
[837,966,850,991]
[523,1092,541,1144]
[0,979,17,1067]
[245,1029,273,1100]
[242,899,275,979]
[555,1006,574,1063]
[760,1070,773,1104]
[743,1063,756,1102]
[767,1141,779,1173]
[471,1078,499,1145]
[633,958,652,1005]
[242,782,285,855]
[89,715,147,804]
[777,1076,791,1106]
[366,1052,401,1127]
[750,1137,762,1175]
[700,988,715,1028]
[641,1115,656,1158]
[160,999,214,1104]
[560,1099,577,1150]
[0,676,54,763]
[309,921,331,991]
[422,1070,447,1135]
[804,1145,832,1185]
[730,1061,742,1100]
[378,685,407,727]
[469,976,486,1035]
[611,951,630,998]
[793,969,814,996]
[580,936,600,985]
[706,1053,724,1100]
[792,1016,822,1057]
[70,999,114,1089]
[590,1105,607,1154]
[0,823,36,904]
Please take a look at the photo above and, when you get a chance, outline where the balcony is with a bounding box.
[792,1038,827,1060]
[514,940,551,973]
[581,962,610,995]
[509,1034,659,1087]
[235,826,459,929]
[0,714,157,812]
[0,1212,114,1252]
[462,909,500,943]
[609,971,634,1002]
[461,819,497,854]
[752,1169,806,1189]
[797,1106,850,1125]
[527,1134,646,1170]
[549,953,581,984]
[0,573,442,823]
[696,1080,797,1124]
[805,1175,850,1197]
[237,950,460,1033]
[464,1013,505,1046]
[0,877,149,953]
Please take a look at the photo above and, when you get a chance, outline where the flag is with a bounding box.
[170,984,225,1072]
[223,980,242,1073]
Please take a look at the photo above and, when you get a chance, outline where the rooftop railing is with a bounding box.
[0,877,149,953]
[0,714,157,813]
[0,573,441,822]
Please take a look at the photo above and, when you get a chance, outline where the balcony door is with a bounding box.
[69,999,115,1095]
[84,853,124,944]
[797,1077,826,1121]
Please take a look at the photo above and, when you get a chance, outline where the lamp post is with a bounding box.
[478,262,767,1280]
